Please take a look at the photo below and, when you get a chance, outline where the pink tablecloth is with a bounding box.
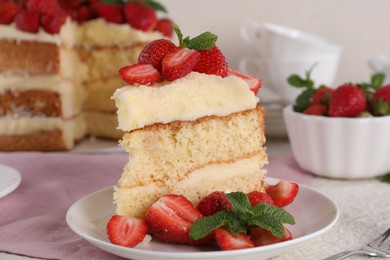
[0,152,312,260]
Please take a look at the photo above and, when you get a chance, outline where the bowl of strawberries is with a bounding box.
[283,71,390,179]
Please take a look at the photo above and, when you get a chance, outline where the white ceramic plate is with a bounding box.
[0,165,21,198]
[66,179,339,260]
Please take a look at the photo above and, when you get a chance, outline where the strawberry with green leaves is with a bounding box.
[370,85,390,116]
[328,84,366,117]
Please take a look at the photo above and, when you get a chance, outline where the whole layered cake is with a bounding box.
[112,26,267,218]
[0,0,172,151]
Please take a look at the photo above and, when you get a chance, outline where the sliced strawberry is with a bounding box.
[265,180,299,208]
[106,215,148,247]
[303,104,328,116]
[227,69,261,95]
[138,39,176,71]
[94,3,123,24]
[247,191,274,207]
[27,0,62,15]
[14,10,40,33]
[0,2,21,24]
[123,1,157,31]
[41,12,69,34]
[250,226,292,246]
[154,18,173,37]
[214,228,254,250]
[194,46,228,77]
[145,194,211,245]
[162,47,200,81]
[119,63,160,86]
[197,191,232,216]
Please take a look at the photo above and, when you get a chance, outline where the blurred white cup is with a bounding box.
[239,55,340,104]
[240,20,342,59]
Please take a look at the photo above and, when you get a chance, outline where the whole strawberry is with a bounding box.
[123,1,157,31]
[194,46,228,77]
[138,39,176,71]
[370,85,390,116]
[328,84,367,117]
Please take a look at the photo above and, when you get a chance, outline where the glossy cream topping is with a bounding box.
[113,72,259,132]
[0,18,165,47]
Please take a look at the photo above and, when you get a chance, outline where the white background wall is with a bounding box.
[159,0,389,85]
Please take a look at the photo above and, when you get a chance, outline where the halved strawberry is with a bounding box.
[161,47,200,81]
[119,63,160,86]
[145,194,211,245]
[94,3,123,24]
[265,180,299,208]
[14,10,40,33]
[214,227,254,250]
[106,215,148,247]
[247,191,274,207]
[197,191,232,216]
[250,226,292,246]
[0,2,21,24]
[194,46,228,77]
[154,18,173,37]
[227,69,261,95]
[138,39,176,71]
[123,1,157,31]
[303,104,328,116]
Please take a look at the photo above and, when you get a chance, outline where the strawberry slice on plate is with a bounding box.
[247,191,275,206]
[162,47,200,81]
[250,226,292,246]
[266,180,299,208]
[106,215,148,247]
[119,63,160,86]
[214,227,254,250]
[145,194,211,245]
[227,69,261,95]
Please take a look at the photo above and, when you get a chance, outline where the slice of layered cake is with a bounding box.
[0,0,172,151]
[113,26,267,218]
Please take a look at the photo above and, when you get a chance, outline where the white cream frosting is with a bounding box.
[113,72,259,132]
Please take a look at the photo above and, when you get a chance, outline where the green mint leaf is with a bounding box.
[172,23,183,46]
[189,211,246,240]
[287,75,307,88]
[371,73,385,89]
[187,32,217,50]
[248,203,295,238]
[225,192,253,219]
[293,88,316,112]
[102,0,124,3]
[378,172,390,183]
[143,0,167,13]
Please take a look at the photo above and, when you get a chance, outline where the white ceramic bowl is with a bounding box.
[283,105,390,179]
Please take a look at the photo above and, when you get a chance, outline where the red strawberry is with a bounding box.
[214,228,254,250]
[303,104,328,115]
[161,47,200,81]
[194,46,228,77]
[247,191,275,207]
[311,86,334,106]
[14,10,40,33]
[371,85,390,116]
[75,6,92,23]
[266,180,299,208]
[197,191,232,216]
[328,84,366,117]
[123,1,157,31]
[154,18,173,37]
[0,2,21,24]
[138,39,176,71]
[94,3,123,24]
[106,215,148,247]
[59,0,81,9]
[145,194,211,245]
[27,0,62,15]
[119,63,160,86]
[41,12,69,34]
[250,226,292,246]
[227,69,262,95]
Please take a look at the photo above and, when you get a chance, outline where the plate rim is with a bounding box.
[0,165,22,199]
[66,178,339,259]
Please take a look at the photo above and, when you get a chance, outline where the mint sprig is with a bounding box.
[189,192,295,240]
[172,23,217,51]
[378,172,390,183]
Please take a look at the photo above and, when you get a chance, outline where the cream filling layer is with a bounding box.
[0,74,85,118]
[0,114,86,147]
[114,72,259,132]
